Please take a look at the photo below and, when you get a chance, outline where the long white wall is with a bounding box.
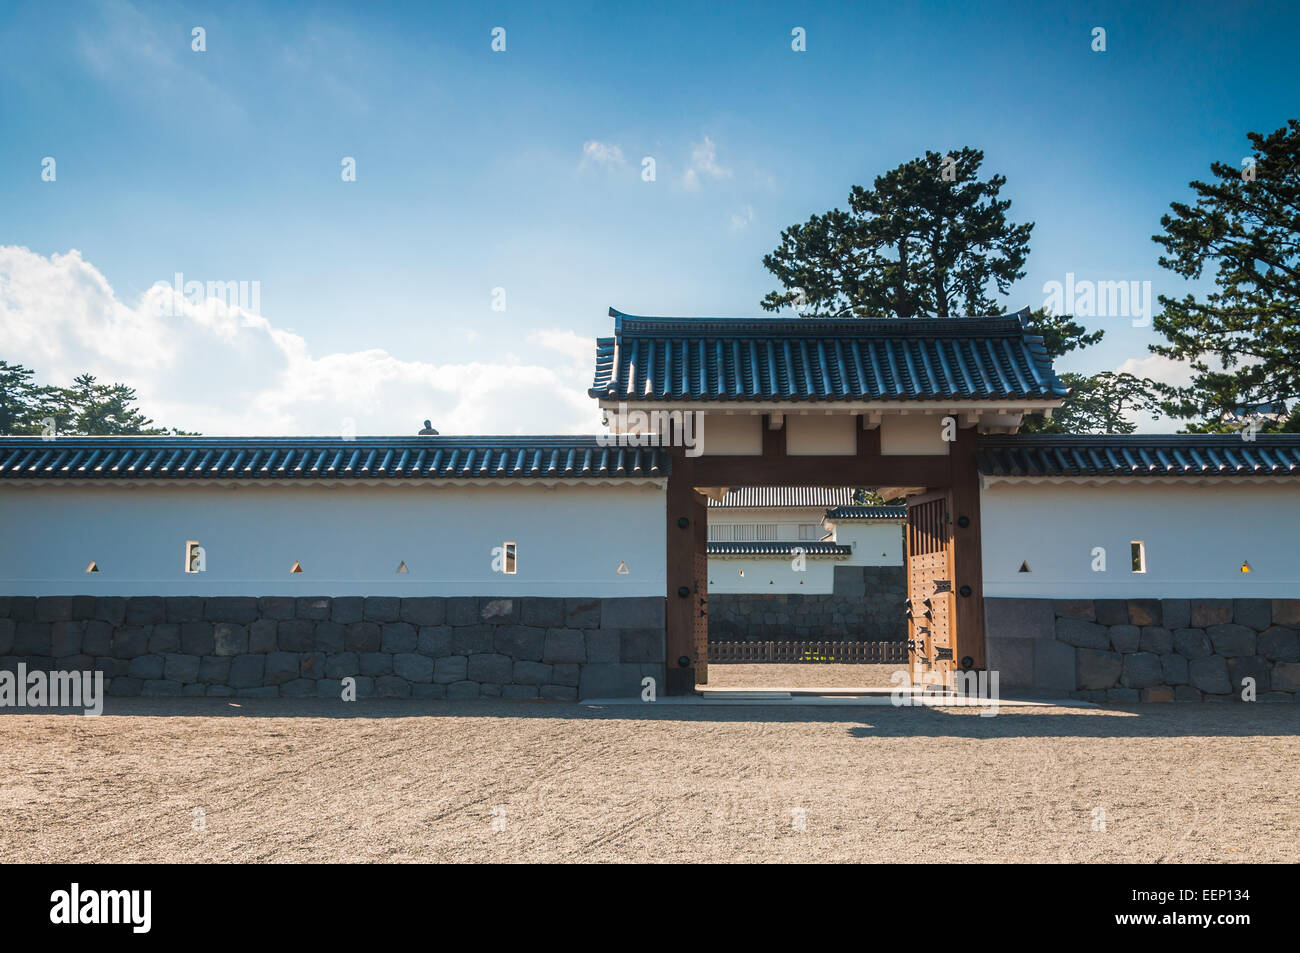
[981,480,1300,599]
[0,482,666,597]
[707,521,904,594]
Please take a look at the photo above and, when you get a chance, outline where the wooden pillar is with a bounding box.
[949,426,986,670]
[664,449,698,695]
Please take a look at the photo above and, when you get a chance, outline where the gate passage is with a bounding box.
[906,491,956,688]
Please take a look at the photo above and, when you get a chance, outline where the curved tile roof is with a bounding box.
[0,436,669,481]
[707,541,851,558]
[977,435,1300,477]
[823,505,908,521]
[708,486,857,508]
[590,307,1067,403]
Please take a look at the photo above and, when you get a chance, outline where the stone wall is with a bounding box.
[0,595,665,701]
[985,597,1300,701]
[708,566,907,642]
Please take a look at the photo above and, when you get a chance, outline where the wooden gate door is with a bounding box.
[693,551,709,684]
[906,490,956,689]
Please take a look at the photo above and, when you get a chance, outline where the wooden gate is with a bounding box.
[906,490,956,688]
[693,551,709,684]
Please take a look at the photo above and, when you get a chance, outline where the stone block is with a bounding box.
[83,621,113,656]
[412,683,446,699]
[565,598,602,629]
[165,596,206,623]
[206,684,233,697]
[1257,626,1299,662]
[1172,628,1212,658]
[1228,655,1270,695]
[393,653,433,683]
[400,598,445,626]
[281,679,317,697]
[584,629,620,663]
[493,625,544,660]
[1207,623,1255,657]
[375,676,411,698]
[213,623,249,657]
[417,626,452,657]
[1189,599,1232,628]
[1055,618,1110,650]
[128,655,165,680]
[324,652,359,679]
[1109,625,1141,653]
[1160,652,1189,686]
[314,621,345,654]
[479,598,518,624]
[278,619,316,652]
[124,596,166,625]
[446,680,479,699]
[1076,648,1123,690]
[1053,600,1094,620]
[1138,626,1173,656]
[512,660,552,685]
[1270,599,1300,627]
[445,598,478,626]
[1094,599,1129,626]
[94,597,126,626]
[163,653,201,683]
[328,597,363,624]
[1160,599,1191,629]
[434,656,468,684]
[109,676,143,696]
[51,621,84,657]
[450,624,494,656]
[344,622,381,653]
[198,656,230,684]
[0,620,12,655]
[147,624,181,654]
[7,597,37,621]
[205,597,259,624]
[1127,600,1161,626]
[14,621,52,656]
[551,663,580,687]
[1142,686,1174,702]
[521,598,565,628]
[70,596,96,620]
[95,657,128,678]
[180,622,215,657]
[1033,638,1075,692]
[182,683,206,697]
[359,652,393,677]
[1120,652,1163,689]
[299,652,325,679]
[480,683,502,697]
[1106,687,1139,703]
[228,654,265,688]
[1173,685,1202,702]
[1271,662,1300,693]
[467,653,513,684]
[503,684,539,699]
[265,652,301,685]
[235,686,279,698]
[380,622,418,654]
[258,596,297,620]
[620,628,664,663]
[540,685,579,701]
[364,597,401,622]
[542,628,586,663]
[111,626,150,659]
[1188,655,1231,695]
[142,679,183,696]
[1233,599,1272,631]
[601,597,665,629]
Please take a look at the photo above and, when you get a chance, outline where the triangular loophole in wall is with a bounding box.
[85,561,99,573]
[1018,561,1031,573]
[396,561,409,573]
[290,561,303,574]
[616,561,629,575]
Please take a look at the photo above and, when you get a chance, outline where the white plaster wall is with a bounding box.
[981,480,1300,598]
[832,522,905,566]
[0,482,666,597]
[785,415,855,455]
[699,414,761,455]
[879,414,949,455]
[707,557,837,594]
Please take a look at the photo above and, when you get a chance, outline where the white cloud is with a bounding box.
[579,140,626,169]
[0,246,595,436]
[729,205,755,231]
[683,135,731,190]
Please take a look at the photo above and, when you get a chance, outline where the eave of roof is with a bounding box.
[707,541,851,558]
[977,434,1300,478]
[708,486,857,508]
[823,505,908,521]
[590,306,1067,404]
[0,436,670,482]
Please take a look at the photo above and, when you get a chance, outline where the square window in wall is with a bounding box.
[1130,540,1146,574]
[503,541,517,574]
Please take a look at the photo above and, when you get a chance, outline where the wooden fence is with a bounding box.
[708,641,909,664]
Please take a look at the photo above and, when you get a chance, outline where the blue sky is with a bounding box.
[1,0,1296,434]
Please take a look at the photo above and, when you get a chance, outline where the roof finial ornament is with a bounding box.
[418,419,439,435]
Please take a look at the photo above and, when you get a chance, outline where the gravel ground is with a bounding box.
[1,697,1296,863]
